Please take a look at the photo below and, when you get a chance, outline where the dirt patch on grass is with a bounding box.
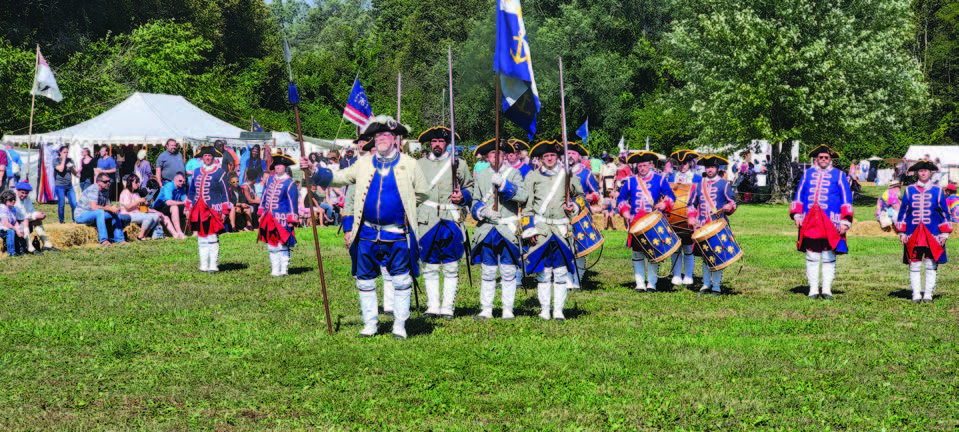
[847,221,898,238]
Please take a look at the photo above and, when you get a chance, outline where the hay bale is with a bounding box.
[847,220,898,238]
[45,224,99,248]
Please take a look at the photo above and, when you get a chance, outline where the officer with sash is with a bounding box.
[895,160,952,303]
[566,142,601,290]
[257,154,299,277]
[305,115,428,339]
[687,155,737,295]
[523,141,585,320]
[667,149,701,287]
[416,126,474,319]
[790,144,854,300]
[470,139,527,319]
[189,145,232,272]
[617,151,676,292]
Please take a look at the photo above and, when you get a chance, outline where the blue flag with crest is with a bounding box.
[576,119,589,142]
[494,0,540,140]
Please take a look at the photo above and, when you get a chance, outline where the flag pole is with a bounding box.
[396,72,402,121]
[558,56,571,203]
[26,45,40,191]
[493,75,501,211]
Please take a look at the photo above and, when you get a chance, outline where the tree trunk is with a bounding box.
[769,141,794,203]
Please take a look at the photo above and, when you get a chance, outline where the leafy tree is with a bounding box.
[663,0,930,200]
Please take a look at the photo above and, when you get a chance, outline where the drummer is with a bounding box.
[790,144,854,300]
[617,151,676,292]
[567,142,601,290]
[875,181,901,231]
[666,149,702,287]
[687,155,737,295]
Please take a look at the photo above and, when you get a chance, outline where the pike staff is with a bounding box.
[284,38,333,336]
[448,47,474,288]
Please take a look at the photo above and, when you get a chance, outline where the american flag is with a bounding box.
[343,78,372,127]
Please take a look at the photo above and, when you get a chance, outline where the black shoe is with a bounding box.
[808,294,820,300]
[708,290,722,296]
[43,246,60,252]
[383,311,394,317]
[423,312,438,319]
[634,287,646,293]
[821,294,833,300]
[911,298,921,303]
[922,299,932,304]
[441,314,454,321]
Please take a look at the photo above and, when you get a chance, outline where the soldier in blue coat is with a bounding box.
[257,154,299,277]
[189,146,232,272]
[895,160,952,303]
[789,145,854,300]
[617,151,676,292]
[687,155,737,294]
[666,149,702,287]
[566,142,601,290]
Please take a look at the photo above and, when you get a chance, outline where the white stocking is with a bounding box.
[632,251,646,289]
[924,259,937,300]
[441,261,459,315]
[479,264,497,317]
[806,251,821,295]
[391,274,413,338]
[820,251,836,296]
[552,267,568,319]
[909,261,922,300]
[537,271,552,319]
[422,263,441,314]
[500,264,518,318]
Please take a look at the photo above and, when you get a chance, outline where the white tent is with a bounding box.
[903,145,959,166]
[6,92,247,146]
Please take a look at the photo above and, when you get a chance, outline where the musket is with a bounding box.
[284,38,333,336]
[449,47,474,288]
[559,56,571,203]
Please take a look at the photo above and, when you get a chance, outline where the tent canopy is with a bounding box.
[903,145,959,166]
[5,92,246,146]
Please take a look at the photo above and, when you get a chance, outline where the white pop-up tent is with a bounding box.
[5,92,247,146]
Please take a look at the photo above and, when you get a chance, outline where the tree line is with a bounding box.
[0,0,957,167]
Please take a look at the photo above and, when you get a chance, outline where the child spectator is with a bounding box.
[0,190,26,256]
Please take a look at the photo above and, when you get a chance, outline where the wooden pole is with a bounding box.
[558,56,571,202]
[294,101,333,337]
[493,76,501,211]
[26,45,39,192]
[396,72,402,121]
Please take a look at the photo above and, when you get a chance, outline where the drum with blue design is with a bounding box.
[628,211,680,263]
[691,218,743,271]
[571,197,604,258]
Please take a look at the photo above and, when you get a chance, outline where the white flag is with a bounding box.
[31,49,63,102]
[617,136,625,152]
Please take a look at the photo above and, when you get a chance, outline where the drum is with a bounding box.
[666,183,694,237]
[691,218,743,271]
[878,212,893,231]
[571,197,604,258]
[629,211,681,263]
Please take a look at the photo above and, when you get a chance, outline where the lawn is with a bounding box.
[0,190,957,430]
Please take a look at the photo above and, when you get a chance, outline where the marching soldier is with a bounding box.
[617,151,676,292]
[790,145,854,300]
[667,149,701,287]
[257,154,299,277]
[687,155,737,294]
[895,160,952,303]
[523,141,585,320]
[416,127,474,319]
[305,115,428,339]
[506,139,532,179]
[470,139,527,319]
[189,146,231,272]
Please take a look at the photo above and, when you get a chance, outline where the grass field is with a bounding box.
[1,187,958,430]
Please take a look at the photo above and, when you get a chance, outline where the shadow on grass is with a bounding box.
[888,289,914,300]
[218,262,249,272]
[288,266,311,275]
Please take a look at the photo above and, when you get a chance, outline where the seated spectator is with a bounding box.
[243,167,262,228]
[152,174,188,239]
[227,173,253,231]
[119,175,174,241]
[13,182,56,253]
[0,190,26,256]
[299,182,333,226]
[75,173,130,245]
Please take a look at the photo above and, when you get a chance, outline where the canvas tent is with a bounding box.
[902,145,959,166]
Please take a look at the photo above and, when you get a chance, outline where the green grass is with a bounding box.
[1,197,957,430]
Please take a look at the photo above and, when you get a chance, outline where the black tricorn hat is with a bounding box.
[626,151,659,164]
[530,140,565,158]
[909,159,939,172]
[417,127,459,144]
[697,154,729,167]
[475,139,515,157]
[808,144,841,159]
[565,141,589,157]
[197,146,218,157]
[361,115,411,137]
[270,153,296,170]
[670,149,699,164]
[509,139,529,152]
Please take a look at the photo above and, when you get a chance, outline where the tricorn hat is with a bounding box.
[808,144,841,159]
[270,153,296,170]
[417,127,459,144]
[197,146,218,157]
[697,155,729,167]
[909,159,939,172]
[509,139,529,152]
[361,115,411,137]
[670,149,699,164]
[565,141,589,157]
[529,140,565,159]
[475,139,515,157]
[626,151,659,164]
